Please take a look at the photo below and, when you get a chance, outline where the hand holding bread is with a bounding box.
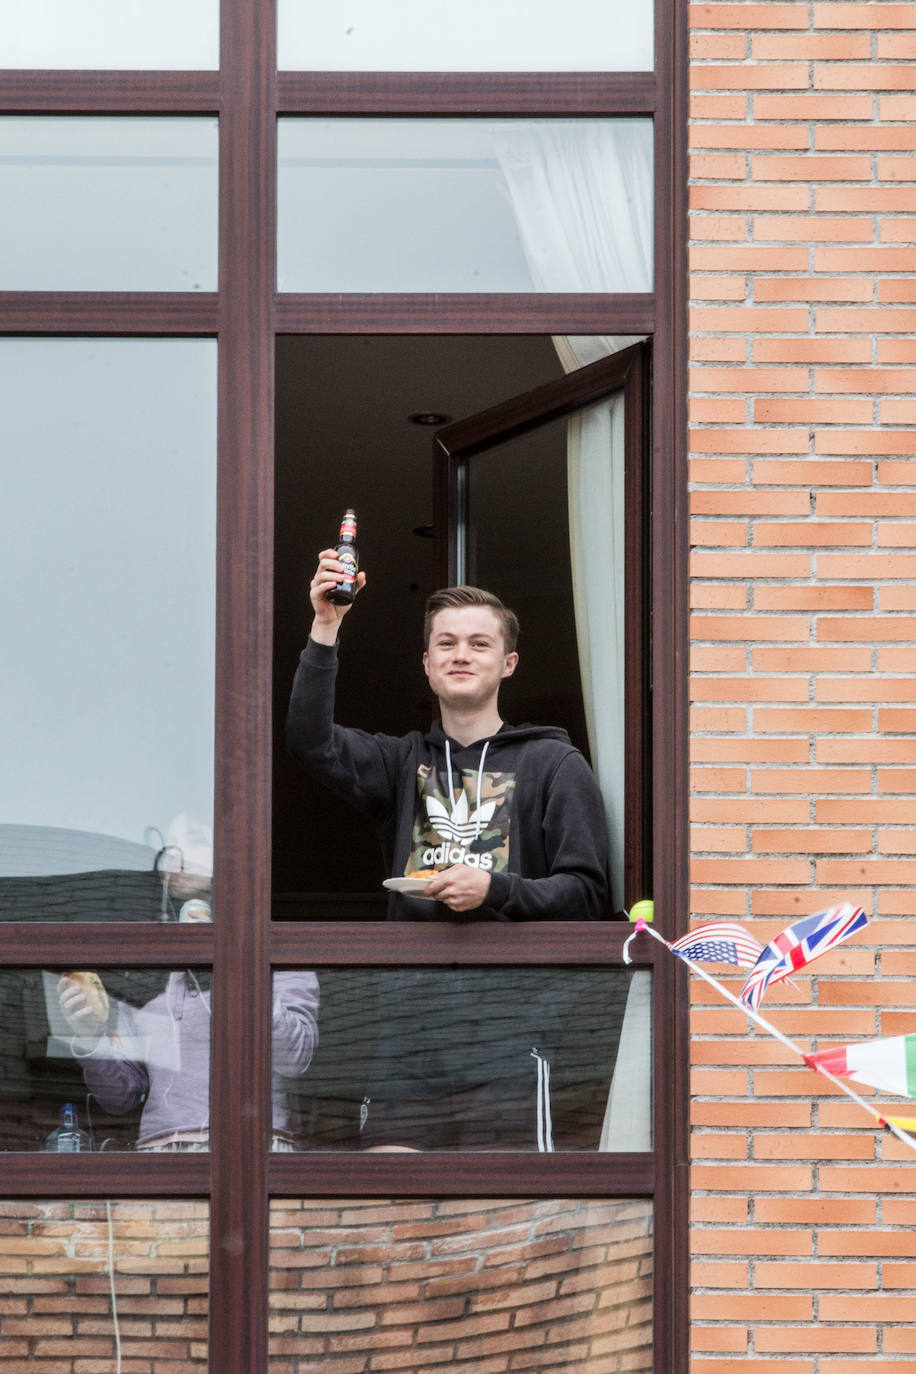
[58,971,110,1041]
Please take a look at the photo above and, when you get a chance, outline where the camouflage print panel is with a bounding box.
[404,764,517,877]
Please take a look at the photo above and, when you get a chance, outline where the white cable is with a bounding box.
[104,1195,123,1374]
[88,1097,122,1373]
[187,969,212,1017]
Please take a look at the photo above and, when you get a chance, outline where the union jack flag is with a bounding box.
[740,903,868,1012]
[670,922,763,969]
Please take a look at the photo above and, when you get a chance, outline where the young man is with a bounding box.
[287,548,610,924]
[285,549,612,1149]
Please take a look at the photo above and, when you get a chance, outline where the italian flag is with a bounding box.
[808,1034,916,1100]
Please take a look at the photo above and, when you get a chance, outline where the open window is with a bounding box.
[272,336,651,919]
[434,342,652,912]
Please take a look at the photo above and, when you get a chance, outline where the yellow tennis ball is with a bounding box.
[628,899,654,924]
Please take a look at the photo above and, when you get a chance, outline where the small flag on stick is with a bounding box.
[670,921,763,969]
[807,1033,916,1101]
[740,903,868,1012]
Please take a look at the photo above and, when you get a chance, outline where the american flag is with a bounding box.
[670,922,764,969]
[740,903,868,1012]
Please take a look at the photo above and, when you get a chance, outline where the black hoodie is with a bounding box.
[286,638,610,922]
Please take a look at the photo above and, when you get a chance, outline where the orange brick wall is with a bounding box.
[689,1,916,1368]
[269,1198,653,1373]
[0,1201,208,1370]
[1,1198,653,1372]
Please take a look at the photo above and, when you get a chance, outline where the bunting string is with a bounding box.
[623,916,916,1155]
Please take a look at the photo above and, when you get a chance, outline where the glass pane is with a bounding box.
[0,1200,208,1366]
[277,118,653,293]
[269,1197,653,1371]
[0,340,217,917]
[4,0,218,69]
[0,968,212,1152]
[0,118,218,290]
[278,0,653,72]
[468,393,630,909]
[468,410,585,748]
[278,967,650,1152]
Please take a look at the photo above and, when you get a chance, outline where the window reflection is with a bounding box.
[55,964,215,1153]
[4,0,218,69]
[278,0,653,72]
[1,965,320,1153]
[278,119,653,294]
[0,967,207,1151]
[279,967,649,1152]
[0,339,216,913]
[0,118,218,290]
[269,1197,652,1372]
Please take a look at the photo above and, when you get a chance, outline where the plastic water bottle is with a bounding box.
[43,1102,92,1152]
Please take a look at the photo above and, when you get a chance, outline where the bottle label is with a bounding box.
[337,549,357,584]
[339,516,356,540]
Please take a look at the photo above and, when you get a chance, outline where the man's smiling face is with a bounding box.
[422,605,518,713]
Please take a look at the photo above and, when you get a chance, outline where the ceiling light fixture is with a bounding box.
[408,411,452,427]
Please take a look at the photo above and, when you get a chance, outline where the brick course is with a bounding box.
[689,0,916,1366]
[0,1201,208,1369]
[268,1199,652,1373]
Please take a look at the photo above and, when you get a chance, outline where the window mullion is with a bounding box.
[208,1,276,1372]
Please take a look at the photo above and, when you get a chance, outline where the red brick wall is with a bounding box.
[0,1198,652,1372]
[689,1,916,1367]
[269,1198,652,1373]
[0,1200,208,1370]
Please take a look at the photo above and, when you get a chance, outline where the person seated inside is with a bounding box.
[57,814,319,1151]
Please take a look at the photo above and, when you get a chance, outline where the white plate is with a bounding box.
[383,876,435,898]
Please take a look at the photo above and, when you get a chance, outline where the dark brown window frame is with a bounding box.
[0,0,689,1370]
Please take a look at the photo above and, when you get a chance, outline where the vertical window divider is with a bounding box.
[211,1,276,1369]
[649,0,691,1369]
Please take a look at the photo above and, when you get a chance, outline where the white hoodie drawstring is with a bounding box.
[474,741,490,837]
[445,738,455,805]
[445,738,491,839]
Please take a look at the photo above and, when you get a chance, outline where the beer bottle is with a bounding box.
[326,508,359,605]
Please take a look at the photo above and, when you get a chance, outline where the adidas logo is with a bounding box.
[420,842,494,870]
[426,791,496,844]
[421,792,497,871]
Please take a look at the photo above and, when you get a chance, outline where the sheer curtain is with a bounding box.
[494,120,653,1150]
[493,119,651,909]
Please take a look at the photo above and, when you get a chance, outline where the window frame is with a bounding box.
[0,1,690,1371]
[433,343,653,909]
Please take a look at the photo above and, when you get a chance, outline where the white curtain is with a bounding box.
[493,119,652,911]
[566,395,626,913]
[494,120,654,1151]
